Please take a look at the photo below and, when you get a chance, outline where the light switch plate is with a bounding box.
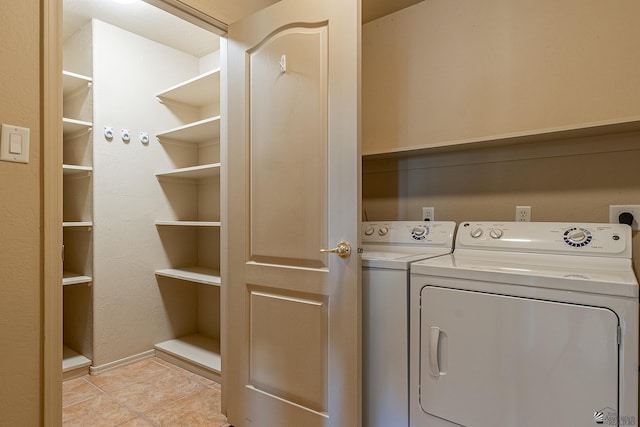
[1,124,30,163]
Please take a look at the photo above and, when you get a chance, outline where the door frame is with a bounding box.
[42,1,63,424]
[42,1,228,425]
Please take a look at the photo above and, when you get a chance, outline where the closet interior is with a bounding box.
[61,0,223,382]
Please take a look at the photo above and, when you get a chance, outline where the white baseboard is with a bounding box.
[89,349,155,375]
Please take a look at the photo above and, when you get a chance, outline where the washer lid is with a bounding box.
[363,245,453,270]
[412,250,639,297]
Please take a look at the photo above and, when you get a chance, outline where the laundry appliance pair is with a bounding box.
[363,221,639,427]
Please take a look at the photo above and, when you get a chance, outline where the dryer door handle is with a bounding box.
[429,326,442,377]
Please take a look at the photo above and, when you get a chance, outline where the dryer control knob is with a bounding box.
[364,226,375,236]
[470,227,483,238]
[489,228,503,239]
[378,226,389,236]
[567,229,587,243]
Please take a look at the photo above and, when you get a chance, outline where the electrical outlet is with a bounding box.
[515,206,531,222]
[609,205,640,231]
[422,207,435,221]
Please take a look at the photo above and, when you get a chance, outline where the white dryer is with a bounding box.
[409,222,638,427]
[362,221,456,427]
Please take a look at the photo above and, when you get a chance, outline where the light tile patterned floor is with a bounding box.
[63,357,230,427]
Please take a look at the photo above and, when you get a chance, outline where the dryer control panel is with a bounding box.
[457,221,631,258]
[363,221,456,246]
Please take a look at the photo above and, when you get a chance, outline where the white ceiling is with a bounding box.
[63,0,424,58]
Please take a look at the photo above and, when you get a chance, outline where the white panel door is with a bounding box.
[225,0,361,426]
[420,286,619,427]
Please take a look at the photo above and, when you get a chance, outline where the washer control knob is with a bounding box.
[470,227,483,238]
[364,226,375,236]
[489,228,503,239]
[412,226,426,236]
[567,229,587,243]
[378,226,389,236]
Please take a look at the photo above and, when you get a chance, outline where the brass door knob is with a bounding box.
[320,242,352,258]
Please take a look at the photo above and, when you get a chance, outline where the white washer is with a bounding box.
[410,222,639,427]
[363,221,456,427]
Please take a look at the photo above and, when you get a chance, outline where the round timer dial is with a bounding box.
[411,226,429,240]
[563,227,593,248]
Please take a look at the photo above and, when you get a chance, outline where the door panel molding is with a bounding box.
[248,25,329,270]
[248,288,328,412]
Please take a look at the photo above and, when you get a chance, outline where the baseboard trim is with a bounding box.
[89,350,155,375]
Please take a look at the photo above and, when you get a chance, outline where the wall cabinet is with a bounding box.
[62,69,94,379]
[153,68,223,381]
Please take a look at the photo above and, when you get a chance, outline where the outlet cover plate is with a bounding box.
[422,207,435,221]
[515,206,531,222]
[609,205,640,230]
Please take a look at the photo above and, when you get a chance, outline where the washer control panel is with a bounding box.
[458,222,631,258]
[363,221,456,246]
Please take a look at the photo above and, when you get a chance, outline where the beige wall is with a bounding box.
[363,0,640,156]
[0,0,42,425]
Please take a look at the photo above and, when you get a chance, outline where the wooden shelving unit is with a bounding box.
[155,221,220,227]
[154,334,221,382]
[155,163,220,180]
[156,68,220,107]
[63,221,93,228]
[153,65,222,381]
[63,271,93,286]
[155,267,221,286]
[63,117,93,136]
[63,70,92,96]
[63,345,92,380]
[156,116,221,143]
[63,164,93,177]
[62,67,94,375]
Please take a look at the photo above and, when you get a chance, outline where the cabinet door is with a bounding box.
[419,286,619,427]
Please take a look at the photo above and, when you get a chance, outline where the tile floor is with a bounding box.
[63,357,229,427]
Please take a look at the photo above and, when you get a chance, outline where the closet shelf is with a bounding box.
[155,221,221,227]
[156,163,220,180]
[155,267,221,286]
[63,221,93,228]
[62,345,91,375]
[63,117,93,137]
[156,116,220,144]
[63,271,93,286]
[63,70,92,97]
[154,334,221,381]
[156,68,220,107]
[63,164,93,177]
[362,115,640,159]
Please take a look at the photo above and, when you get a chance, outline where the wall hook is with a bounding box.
[280,54,287,74]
